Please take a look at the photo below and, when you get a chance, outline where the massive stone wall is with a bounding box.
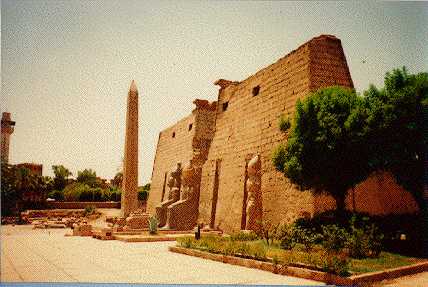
[147,114,196,213]
[146,101,217,215]
[148,34,419,233]
[198,35,355,232]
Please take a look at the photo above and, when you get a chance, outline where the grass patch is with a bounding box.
[349,252,422,274]
[176,236,425,276]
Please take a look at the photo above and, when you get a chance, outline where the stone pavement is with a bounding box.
[373,272,428,287]
[1,225,323,285]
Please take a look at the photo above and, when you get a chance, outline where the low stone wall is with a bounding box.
[47,201,120,209]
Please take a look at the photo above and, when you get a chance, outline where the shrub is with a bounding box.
[278,114,291,132]
[138,190,149,201]
[230,231,258,241]
[321,225,348,254]
[347,216,383,258]
[321,253,350,277]
[78,188,93,201]
[138,183,150,201]
[293,226,320,252]
[256,219,279,246]
[275,224,297,250]
[294,210,370,234]
[83,205,96,216]
[109,189,121,201]
[148,216,158,234]
[47,190,64,201]
[64,183,90,201]
[101,189,112,201]
[92,188,103,201]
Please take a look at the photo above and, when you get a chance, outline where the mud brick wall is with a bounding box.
[198,35,355,232]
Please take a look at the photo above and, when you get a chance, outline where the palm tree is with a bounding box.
[52,165,72,190]
[111,172,123,188]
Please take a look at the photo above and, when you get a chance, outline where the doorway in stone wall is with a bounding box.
[209,159,221,229]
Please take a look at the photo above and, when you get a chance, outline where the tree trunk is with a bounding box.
[333,191,346,214]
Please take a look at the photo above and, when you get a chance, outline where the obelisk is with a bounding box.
[121,80,139,217]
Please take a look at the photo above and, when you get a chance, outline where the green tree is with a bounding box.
[363,67,427,210]
[52,165,72,190]
[76,168,97,187]
[138,183,151,201]
[111,171,123,188]
[63,182,90,201]
[1,162,19,214]
[363,68,428,255]
[1,163,53,214]
[272,86,371,212]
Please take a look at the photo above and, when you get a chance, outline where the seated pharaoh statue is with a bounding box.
[164,161,202,230]
[156,163,182,227]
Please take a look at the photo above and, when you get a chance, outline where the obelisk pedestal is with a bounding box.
[121,80,139,218]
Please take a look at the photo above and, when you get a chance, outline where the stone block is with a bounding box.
[72,224,92,236]
[125,213,150,229]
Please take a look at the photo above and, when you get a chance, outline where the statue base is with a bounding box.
[124,209,151,229]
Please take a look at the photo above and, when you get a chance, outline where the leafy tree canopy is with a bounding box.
[111,171,123,188]
[76,168,98,187]
[272,86,371,211]
[52,165,72,190]
[363,67,427,208]
[138,183,151,201]
[272,67,428,216]
[1,162,53,214]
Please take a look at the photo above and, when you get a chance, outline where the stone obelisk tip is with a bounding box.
[129,80,138,93]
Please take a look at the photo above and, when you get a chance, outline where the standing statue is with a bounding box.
[246,155,262,232]
[156,163,182,227]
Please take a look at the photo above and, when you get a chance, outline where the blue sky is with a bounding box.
[1,1,427,184]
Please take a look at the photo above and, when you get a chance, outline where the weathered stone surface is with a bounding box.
[124,209,150,229]
[121,80,139,217]
[245,155,262,232]
[1,112,15,163]
[147,99,216,217]
[72,223,92,236]
[156,163,182,227]
[148,35,419,234]
[164,161,202,230]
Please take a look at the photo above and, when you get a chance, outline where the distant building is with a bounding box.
[1,112,15,164]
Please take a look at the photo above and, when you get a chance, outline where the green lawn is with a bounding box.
[177,236,425,276]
